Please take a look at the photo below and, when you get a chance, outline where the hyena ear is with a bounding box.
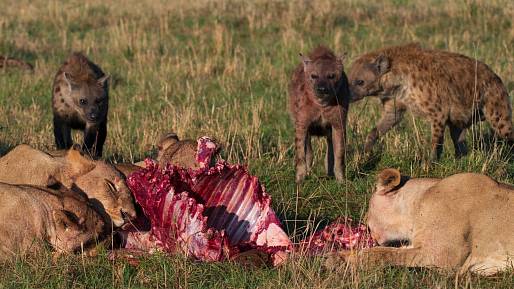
[299,53,311,67]
[374,54,390,74]
[97,75,110,87]
[376,168,401,195]
[337,52,348,64]
[63,72,75,91]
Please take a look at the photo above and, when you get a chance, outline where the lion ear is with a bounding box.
[157,132,179,151]
[66,145,96,176]
[376,168,401,195]
[46,175,62,189]
[53,210,83,230]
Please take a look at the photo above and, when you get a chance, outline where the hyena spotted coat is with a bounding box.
[289,46,350,183]
[0,55,33,71]
[52,53,109,157]
[348,43,513,159]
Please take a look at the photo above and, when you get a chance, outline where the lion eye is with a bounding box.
[354,79,365,86]
[327,73,336,79]
[79,99,87,105]
[310,74,319,79]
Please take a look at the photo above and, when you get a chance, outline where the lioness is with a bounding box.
[0,144,136,227]
[0,183,105,261]
[338,168,514,275]
[156,132,219,169]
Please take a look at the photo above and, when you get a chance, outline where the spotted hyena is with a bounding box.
[0,55,33,71]
[348,43,513,159]
[52,53,109,157]
[289,46,350,183]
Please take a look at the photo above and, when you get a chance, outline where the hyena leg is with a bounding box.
[305,132,313,172]
[332,127,346,182]
[430,120,446,160]
[295,125,309,183]
[83,123,100,157]
[449,124,468,157]
[95,121,107,157]
[325,133,334,176]
[365,100,405,153]
[482,84,514,142]
[53,117,72,150]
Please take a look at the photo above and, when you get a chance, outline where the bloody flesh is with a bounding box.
[125,137,292,263]
[122,137,375,265]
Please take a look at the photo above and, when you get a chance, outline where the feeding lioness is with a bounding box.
[337,168,513,275]
[0,183,106,261]
[0,144,136,227]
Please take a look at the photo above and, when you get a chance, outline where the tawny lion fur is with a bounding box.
[335,168,514,276]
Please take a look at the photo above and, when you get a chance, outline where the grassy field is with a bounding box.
[1,0,513,288]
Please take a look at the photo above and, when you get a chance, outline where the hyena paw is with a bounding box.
[295,166,307,183]
[335,171,345,183]
[364,142,375,154]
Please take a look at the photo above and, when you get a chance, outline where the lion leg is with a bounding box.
[336,247,430,268]
[459,254,510,276]
[333,242,469,271]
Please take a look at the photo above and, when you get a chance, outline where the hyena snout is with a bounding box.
[86,107,101,122]
[316,86,329,95]
[314,81,331,95]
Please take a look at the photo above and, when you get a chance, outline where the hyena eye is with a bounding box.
[354,79,365,86]
[79,99,87,105]
[327,73,336,79]
[310,74,319,79]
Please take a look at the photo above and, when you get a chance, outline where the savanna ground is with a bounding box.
[1,0,513,288]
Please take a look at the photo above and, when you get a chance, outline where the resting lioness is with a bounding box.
[0,144,136,227]
[337,168,514,275]
[0,183,105,261]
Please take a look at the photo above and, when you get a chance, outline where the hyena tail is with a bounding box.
[482,76,514,142]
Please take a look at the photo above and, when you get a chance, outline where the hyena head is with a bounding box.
[301,50,346,105]
[62,71,109,123]
[348,54,390,102]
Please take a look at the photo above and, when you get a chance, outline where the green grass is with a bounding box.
[0,0,513,288]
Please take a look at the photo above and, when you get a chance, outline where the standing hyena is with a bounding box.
[289,46,350,183]
[52,53,109,157]
[348,43,513,159]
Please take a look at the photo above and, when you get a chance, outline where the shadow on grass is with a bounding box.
[352,148,383,179]
[0,141,14,156]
